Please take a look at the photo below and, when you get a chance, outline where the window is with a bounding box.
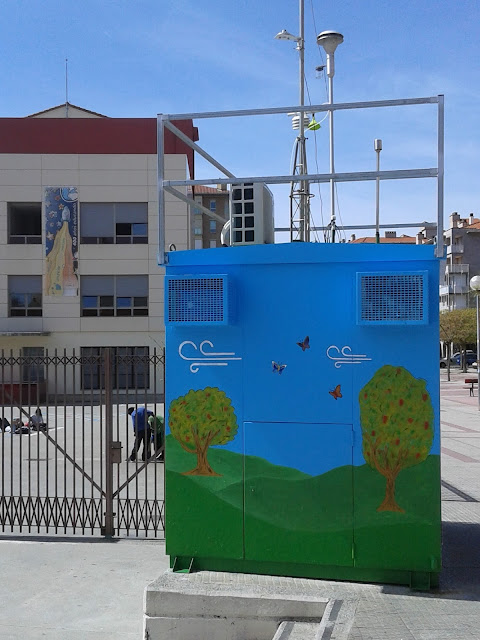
[209,220,216,233]
[209,200,217,212]
[81,203,148,244]
[8,203,42,244]
[81,346,150,390]
[194,239,203,249]
[210,240,217,248]
[81,275,148,317]
[194,227,202,236]
[22,347,45,382]
[9,276,42,317]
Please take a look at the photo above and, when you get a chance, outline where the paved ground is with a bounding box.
[0,367,479,639]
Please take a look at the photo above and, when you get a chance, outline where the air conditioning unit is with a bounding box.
[229,183,274,246]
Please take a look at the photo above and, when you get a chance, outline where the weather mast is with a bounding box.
[275,1,343,243]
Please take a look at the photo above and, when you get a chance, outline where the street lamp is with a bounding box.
[316,30,343,242]
[470,275,480,410]
[275,1,311,242]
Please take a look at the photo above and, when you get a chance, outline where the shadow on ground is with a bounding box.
[439,521,480,600]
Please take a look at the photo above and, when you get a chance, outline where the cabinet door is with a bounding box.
[244,422,353,567]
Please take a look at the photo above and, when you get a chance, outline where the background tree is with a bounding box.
[440,308,477,373]
[359,365,434,513]
[169,387,238,476]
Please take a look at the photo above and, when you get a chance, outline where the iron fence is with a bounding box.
[0,347,165,538]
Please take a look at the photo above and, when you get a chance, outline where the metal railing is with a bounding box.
[157,95,445,264]
[0,348,165,538]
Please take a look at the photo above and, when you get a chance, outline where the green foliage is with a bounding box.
[440,308,477,346]
[359,366,434,473]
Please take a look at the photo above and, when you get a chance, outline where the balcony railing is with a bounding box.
[446,243,464,255]
[445,263,469,274]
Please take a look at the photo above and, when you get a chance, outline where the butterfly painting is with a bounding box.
[329,384,342,400]
[296,336,310,351]
[272,361,287,375]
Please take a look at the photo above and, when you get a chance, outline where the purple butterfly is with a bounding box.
[297,336,310,351]
[272,361,287,374]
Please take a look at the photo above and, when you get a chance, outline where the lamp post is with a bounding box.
[316,30,343,243]
[275,0,310,243]
[470,275,480,410]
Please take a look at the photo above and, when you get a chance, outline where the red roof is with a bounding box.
[0,117,199,178]
[350,236,415,244]
[466,220,480,229]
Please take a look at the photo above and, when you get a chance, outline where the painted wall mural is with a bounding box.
[296,336,310,351]
[327,345,372,368]
[272,361,287,374]
[179,340,242,373]
[359,365,434,513]
[44,187,78,296]
[169,387,238,476]
[329,384,342,400]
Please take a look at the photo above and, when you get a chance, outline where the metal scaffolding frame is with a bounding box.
[157,95,444,265]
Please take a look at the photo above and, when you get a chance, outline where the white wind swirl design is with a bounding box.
[178,340,242,373]
[326,345,372,368]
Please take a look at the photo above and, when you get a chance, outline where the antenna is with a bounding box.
[65,58,69,118]
[275,0,312,243]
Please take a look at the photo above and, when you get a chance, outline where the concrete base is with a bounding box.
[144,570,329,640]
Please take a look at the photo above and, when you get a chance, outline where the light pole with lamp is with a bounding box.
[275,0,310,243]
[316,30,343,243]
[470,275,480,410]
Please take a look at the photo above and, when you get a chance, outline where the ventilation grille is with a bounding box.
[166,275,230,325]
[358,272,427,325]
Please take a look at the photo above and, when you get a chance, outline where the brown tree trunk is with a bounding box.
[377,473,404,513]
[183,445,221,476]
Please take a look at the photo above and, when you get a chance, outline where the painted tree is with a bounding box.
[359,365,434,513]
[169,387,238,476]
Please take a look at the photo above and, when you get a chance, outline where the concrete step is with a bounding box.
[272,620,322,639]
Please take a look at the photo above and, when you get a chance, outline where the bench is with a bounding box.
[465,378,478,396]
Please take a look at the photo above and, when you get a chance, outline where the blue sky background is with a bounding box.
[1,0,479,239]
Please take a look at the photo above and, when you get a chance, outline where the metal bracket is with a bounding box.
[111,441,122,464]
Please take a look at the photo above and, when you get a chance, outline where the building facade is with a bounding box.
[0,103,198,396]
[436,212,480,311]
[188,185,229,249]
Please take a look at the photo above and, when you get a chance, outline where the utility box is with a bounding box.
[164,242,441,589]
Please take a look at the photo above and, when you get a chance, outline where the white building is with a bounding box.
[0,103,198,397]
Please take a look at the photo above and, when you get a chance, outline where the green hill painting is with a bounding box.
[165,434,441,573]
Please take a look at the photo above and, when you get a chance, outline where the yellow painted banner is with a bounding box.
[44,187,79,296]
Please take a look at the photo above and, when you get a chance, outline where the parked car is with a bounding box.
[452,350,477,366]
[440,351,477,368]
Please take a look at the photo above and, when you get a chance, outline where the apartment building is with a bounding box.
[0,103,197,395]
[438,212,480,311]
[188,185,229,248]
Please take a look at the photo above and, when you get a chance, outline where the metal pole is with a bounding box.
[436,95,445,259]
[375,139,382,243]
[477,294,480,410]
[103,348,114,537]
[157,115,166,266]
[328,74,336,242]
[298,0,308,242]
